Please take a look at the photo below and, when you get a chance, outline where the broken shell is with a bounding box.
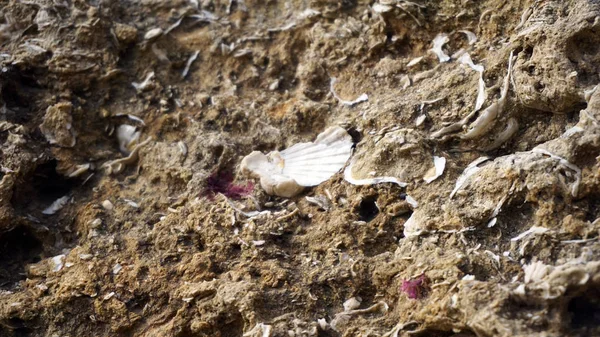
[241,126,353,198]
[68,163,91,178]
[463,51,514,139]
[450,156,489,198]
[330,78,368,106]
[51,255,66,272]
[43,196,70,215]
[116,125,141,154]
[132,72,155,91]
[344,129,430,186]
[405,195,418,208]
[343,297,361,311]
[430,33,450,63]
[423,156,446,184]
[144,27,163,40]
[407,56,423,67]
[458,53,486,111]
[182,50,200,79]
[459,30,477,45]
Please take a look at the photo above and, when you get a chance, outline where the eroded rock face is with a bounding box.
[512,0,600,113]
[1,0,600,336]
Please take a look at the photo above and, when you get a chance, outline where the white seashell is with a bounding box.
[372,3,392,13]
[116,125,141,154]
[43,196,70,215]
[523,261,552,283]
[344,129,429,186]
[343,297,361,311]
[430,33,450,63]
[463,51,514,139]
[344,159,408,187]
[403,212,423,237]
[405,195,418,208]
[144,28,163,40]
[458,53,486,111]
[113,263,123,275]
[510,226,549,242]
[51,255,66,272]
[423,156,446,184]
[132,72,155,91]
[241,126,353,198]
[407,56,423,67]
[242,323,272,337]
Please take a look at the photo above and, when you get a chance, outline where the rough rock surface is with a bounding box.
[0,0,599,336]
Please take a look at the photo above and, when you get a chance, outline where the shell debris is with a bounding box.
[423,156,446,184]
[182,50,200,79]
[462,50,514,140]
[51,255,66,272]
[330,78,369,106]
[43,196,70,215]
[458,53,486,111]
[430,33,450,63]
[117,125,141,154]
[132,72,155,91]
[459,30,477,45]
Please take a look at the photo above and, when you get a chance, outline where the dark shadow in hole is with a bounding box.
[357,196,379,222]
[0,317,35,337]
[11,160,79,214]
[410,329,476,337]
[0,226,43,289]
[568,287,600,332]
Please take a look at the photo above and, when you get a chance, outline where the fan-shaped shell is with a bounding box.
[241,126,353,197]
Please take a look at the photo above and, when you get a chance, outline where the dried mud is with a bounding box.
[0,0,599,336]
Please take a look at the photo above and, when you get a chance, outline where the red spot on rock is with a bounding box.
[401,273,430,299]
[202,171,254,200]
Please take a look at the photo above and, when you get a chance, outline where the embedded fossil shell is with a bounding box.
[116,124,141,154]
[241,126,353,197]
[344,129,430,186]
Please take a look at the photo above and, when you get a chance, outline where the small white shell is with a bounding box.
[343,297,361,311]
[430,33,450,63]
[459,30,477,45]
[458,53,486,111]
[241,126,353,197]
[51,255,66,272]
[116,125,141,154]
[144,28,163,40]
[43,196,70,215]
[423,156,446,183]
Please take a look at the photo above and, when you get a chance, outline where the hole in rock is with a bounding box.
[357,196,379,222]
[0,226,43,289]
[568,288,600,331]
